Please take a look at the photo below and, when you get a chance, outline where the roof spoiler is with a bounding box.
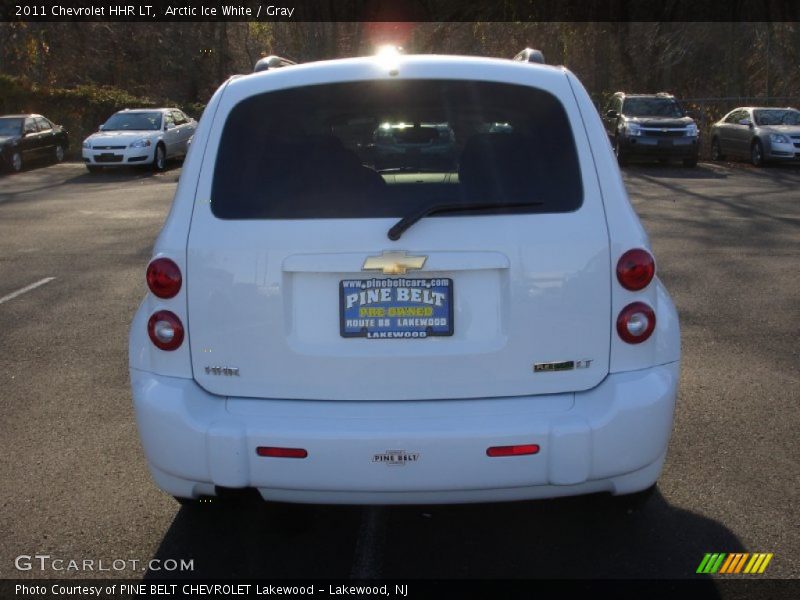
[254,55,296,73]
[513,48,545,65]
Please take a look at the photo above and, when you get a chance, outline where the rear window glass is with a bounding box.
[212,80,583,219]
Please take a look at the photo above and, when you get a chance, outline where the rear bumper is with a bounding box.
[131,361,679,504]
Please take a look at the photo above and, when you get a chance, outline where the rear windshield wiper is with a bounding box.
[388,200,544,241]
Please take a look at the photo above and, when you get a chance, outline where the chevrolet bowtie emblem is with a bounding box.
[362,251,427,275]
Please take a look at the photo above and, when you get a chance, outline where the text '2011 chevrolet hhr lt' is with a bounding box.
[130,49,680,506]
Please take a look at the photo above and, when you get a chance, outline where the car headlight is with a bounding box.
[624,123,642,137]
[130,138,152,149]
[82,140,91,149]
[769,133,790,144]
[685,123,699,137]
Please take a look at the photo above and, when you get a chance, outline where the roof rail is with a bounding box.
[513,48,545,65]
[254,55,296,73]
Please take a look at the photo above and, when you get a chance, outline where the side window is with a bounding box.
[164,113,175,129]
[24,118,38,134]
[726,110,744,124]
[613,96,623,113]
[172,110,187,126]
[35,117,52,131]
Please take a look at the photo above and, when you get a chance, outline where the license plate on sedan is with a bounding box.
[340,278,453,339]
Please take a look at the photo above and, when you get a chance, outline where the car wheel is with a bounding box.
[614,135,628,167]
[682,157,698,168]
[153,144,166,172]
[10,151,23,173]
[606,483,658,511]
[54,144,65,163]
[750,140,765,167]
[86,165,102,174]
[711,137,724,161]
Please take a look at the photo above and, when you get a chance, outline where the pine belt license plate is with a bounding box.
[340,278,454,339]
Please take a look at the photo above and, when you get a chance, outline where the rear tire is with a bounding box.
[54,144,65,163]
[682,157,698,168]
[607,483,657,511]
[711,137,724,161]
[750,140,765,167]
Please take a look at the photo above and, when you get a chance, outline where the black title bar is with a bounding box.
[2,0,800,22]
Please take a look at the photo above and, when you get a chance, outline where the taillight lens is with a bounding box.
[617,302,656,344]
[616,249,655,291]
[146,258,182,298]
[256,447,308,459]
[147,310,184,351]
[486,444,540,457]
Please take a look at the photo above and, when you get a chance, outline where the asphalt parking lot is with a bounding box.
[0,161,797,583]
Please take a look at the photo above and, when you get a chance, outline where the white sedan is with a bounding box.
[82,108,196,173]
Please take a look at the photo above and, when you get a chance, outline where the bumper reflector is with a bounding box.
[486,444,540,457]
[256,446,308,459]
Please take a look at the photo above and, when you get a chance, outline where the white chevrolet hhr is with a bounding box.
[129,49,680,506]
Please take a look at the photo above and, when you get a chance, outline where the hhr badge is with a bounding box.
[362,251,427,275]
[373,450,420,466]
[205,366,240,376]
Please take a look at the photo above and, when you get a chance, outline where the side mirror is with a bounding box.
[98,124,105,131]
[739,118,753,127]
[606,109,619,119]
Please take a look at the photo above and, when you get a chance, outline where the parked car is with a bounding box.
[130,49,680,507]
[82,108,196,173]
[0,114,69,173]
[710,107,800,166]
[602,92,699,167]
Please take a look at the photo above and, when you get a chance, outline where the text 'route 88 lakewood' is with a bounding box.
[16,584,409,596]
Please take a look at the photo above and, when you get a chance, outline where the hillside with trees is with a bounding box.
[1,21,798,155]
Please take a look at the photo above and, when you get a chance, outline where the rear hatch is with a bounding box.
[186,76,610,401]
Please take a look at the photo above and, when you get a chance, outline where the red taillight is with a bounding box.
[146,258,182,299]
[256,447,308,459]
[617,302,656,344]
[486,444,540,457]
[616,249,655,291]
[147,310,184,351]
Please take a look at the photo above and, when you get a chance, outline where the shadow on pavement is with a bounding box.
[623,163,727,180]
[145,489,741,586]
[146,497,364,579]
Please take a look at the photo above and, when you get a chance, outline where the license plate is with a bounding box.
[657,139,673,147]
[340,278,453,339]
[98,153,117,161]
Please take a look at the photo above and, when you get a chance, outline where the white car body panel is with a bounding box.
[129,55,681,504]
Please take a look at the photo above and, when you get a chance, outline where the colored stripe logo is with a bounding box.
[697,553,773,574]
